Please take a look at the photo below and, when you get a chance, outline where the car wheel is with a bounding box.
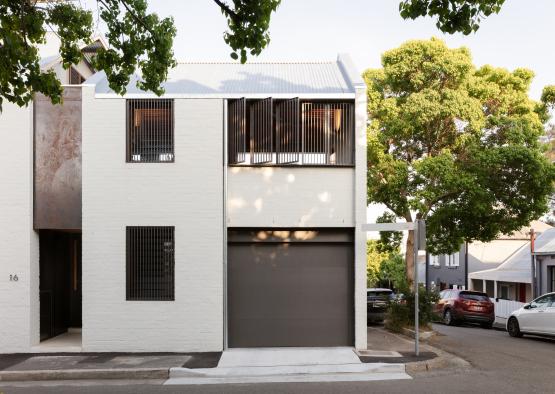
[507,317,523,338]
[444,309,455,326]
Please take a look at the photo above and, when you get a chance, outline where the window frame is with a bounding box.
[227,98,355,168]
[126,99,175,164]
[126,226,175,301]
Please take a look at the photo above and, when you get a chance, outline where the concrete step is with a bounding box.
[164,371,412,385]
[170,362,405,378]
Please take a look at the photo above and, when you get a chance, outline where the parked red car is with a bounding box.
[435,289,495,328]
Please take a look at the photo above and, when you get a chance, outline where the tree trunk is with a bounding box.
[405,229,415,288]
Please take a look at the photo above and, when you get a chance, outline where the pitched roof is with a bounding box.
[469,228,555,283]
[88,54,362,97]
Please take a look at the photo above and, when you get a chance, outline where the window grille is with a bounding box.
[302,102,354,165]
[227,99,354,166]
[126,99,174,163]
[276,98,300,164]
[250,98,273,164]
[228,98,247,164]
[126,226,175,301]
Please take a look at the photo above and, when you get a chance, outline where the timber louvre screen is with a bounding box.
[227,99,353,166]
[126,226,175,301]
[126,99,174,163]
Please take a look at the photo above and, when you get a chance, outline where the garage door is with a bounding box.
[228,229,354,348]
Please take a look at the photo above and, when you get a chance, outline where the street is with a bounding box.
[1,324,555,394]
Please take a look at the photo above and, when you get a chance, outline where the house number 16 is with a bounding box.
[9,274,19,282]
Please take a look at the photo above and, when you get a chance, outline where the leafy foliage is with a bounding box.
[385,285,440,332]
[0,0,282,110]
[399,0,506,34]
[216,0,281,63]
[364,38,555,261]
[376,211,403,254]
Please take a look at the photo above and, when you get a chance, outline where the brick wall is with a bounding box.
[81,88,224,352]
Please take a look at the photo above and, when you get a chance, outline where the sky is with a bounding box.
[115,0,555,101]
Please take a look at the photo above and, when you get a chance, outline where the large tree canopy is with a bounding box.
[0,0,280,110]
[364,38,555,284]
[0,0,526,110]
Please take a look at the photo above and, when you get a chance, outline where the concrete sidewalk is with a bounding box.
[0,352,219,382]
[0,327,465,383]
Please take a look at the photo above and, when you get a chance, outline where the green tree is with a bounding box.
[376,211,403,254]
[364,38,555,285]
[0,0,280,110]
[399,0,505,34]
[367,240,389,287]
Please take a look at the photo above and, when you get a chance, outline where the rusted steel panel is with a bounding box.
[34,88,82,229]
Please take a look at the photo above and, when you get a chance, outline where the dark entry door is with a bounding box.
[39,231,82,340]
[227,229,354,348]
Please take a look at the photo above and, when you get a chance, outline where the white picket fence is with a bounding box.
[490,298,525,327]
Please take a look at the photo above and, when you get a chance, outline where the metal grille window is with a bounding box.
[127,99,174,163]
[250,98,273,164]
[228,99,353,166]
[228,98,247,164]
[302,102,354,165]
[126,226,175,301]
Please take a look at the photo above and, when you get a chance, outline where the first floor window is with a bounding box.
[126,226,175,301]
[127,99,174,163]
[228,98,354,166]
[429,254,440,267]
[446,253,459,267]
[550,266,555,293]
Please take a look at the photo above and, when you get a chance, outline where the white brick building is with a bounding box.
[0,54,367,353]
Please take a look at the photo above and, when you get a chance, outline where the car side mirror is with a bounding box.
[524,303,533,310]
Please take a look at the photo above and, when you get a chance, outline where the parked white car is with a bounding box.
[507,292,555,338]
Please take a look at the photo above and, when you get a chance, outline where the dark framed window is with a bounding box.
[126,99,174,163]
[126,226,175,301]
[228,99,354,166]
[550,266,555,293]
[69,67,85,85]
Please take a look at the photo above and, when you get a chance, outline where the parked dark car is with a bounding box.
[367,288,394,324]
[435,289,494,328]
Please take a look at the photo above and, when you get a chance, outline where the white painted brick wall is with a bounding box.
[81,87,224,352]
[0,102,40,353]
[227,167,354,227]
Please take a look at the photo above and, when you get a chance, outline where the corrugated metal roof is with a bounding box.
[470,228,555,283]
[90,59,357,96]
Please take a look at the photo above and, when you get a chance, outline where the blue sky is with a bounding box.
[130,0,554,101]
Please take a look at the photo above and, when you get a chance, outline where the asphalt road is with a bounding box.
[2,323,555,394]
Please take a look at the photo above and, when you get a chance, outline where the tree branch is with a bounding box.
[98,0,156,36]
[212,0,238,20]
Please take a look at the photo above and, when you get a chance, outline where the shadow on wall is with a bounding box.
[227,166,349,226]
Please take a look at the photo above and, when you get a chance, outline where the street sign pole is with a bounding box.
[413,220,420,357]
[361,219,426,358]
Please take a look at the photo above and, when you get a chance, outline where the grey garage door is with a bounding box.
[228,229,354,348]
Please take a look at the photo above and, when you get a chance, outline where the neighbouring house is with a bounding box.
[532,234,555,297]
[425,244,467,291]
[38,32,107,85]
[467,220,552,274]
[0,53,367,353]
[469,228,555,302]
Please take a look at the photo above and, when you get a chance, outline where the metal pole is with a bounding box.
[413,220,420,357]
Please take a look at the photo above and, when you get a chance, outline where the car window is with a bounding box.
[531,295,551,308]
[459,292,490,301]
[548,294,555,307]
[439,290,447,299]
